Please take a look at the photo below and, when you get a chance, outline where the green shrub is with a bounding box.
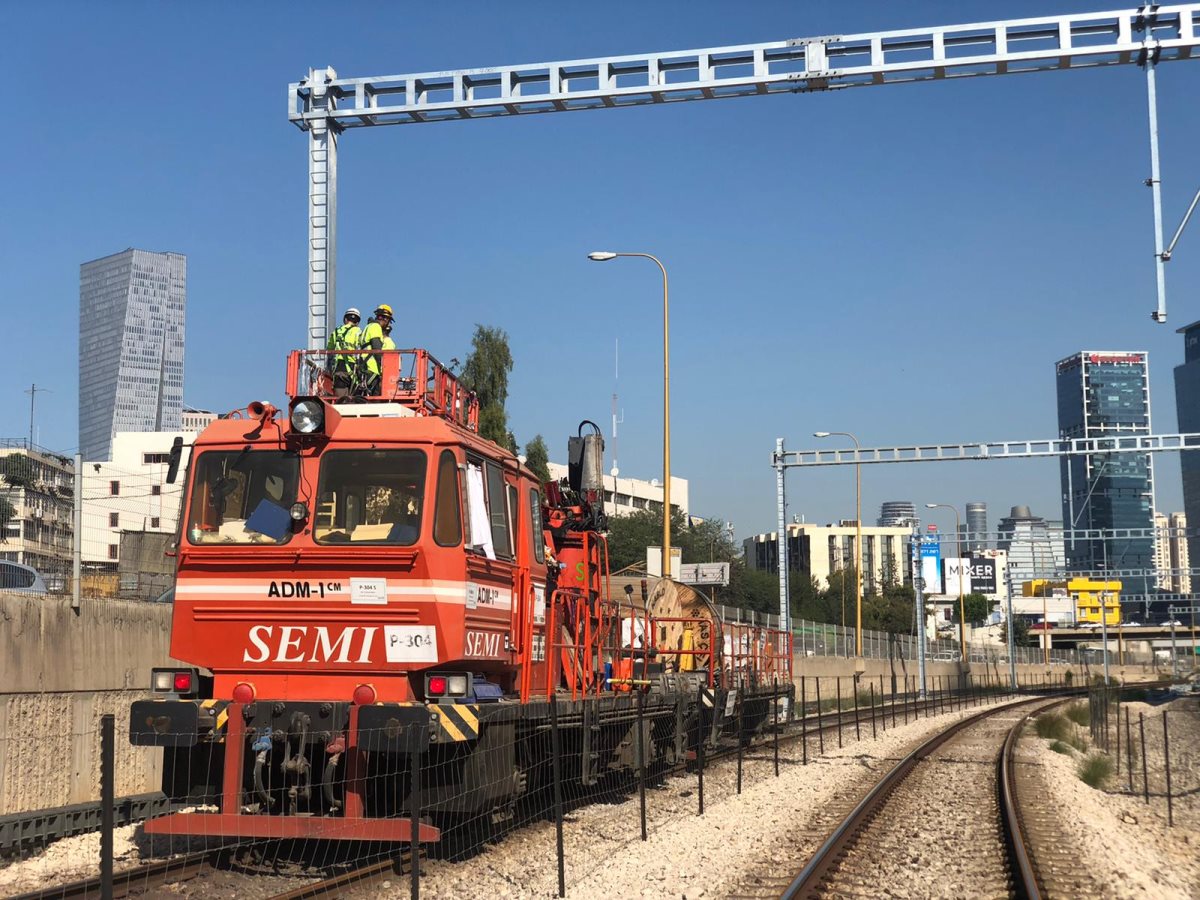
[1064,702,1090,727]
[1035,712,1071,742]
[1049,740,1073,755]
[1063,669,1074,685]
[1077,752,1114,788]
[1067,730,1089,753]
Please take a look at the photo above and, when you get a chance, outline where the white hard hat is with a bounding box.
[345,307,361,319]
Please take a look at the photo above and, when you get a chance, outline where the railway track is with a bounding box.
[262,685,1032,900]
[6,683,1033,900]
[767,694,1065,899]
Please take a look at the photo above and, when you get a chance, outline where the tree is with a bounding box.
[460,325,514,448]
[604,507,691,572]
[523,434,551,485]
[950,592,992,626]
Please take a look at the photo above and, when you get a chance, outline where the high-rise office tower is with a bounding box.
[79,249,186,461]
[965,501,987,550]
[1055,351,1155,594]
[878,500,917,528]
[1174,320,1200,574]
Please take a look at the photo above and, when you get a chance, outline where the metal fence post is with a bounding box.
[1125,707,1134,794]
[1139,712,1149,804]
[869,683,877,740]
[100,714,114,900]
[836,677,843,749]
[1162,711,1173,826]
[636,689,647,840]
[852,676,861,740]
[550,694,566,897]
[773,677,780,777]
[410,728,423,900]
[736,684,744,794]
[800,676,808,764]
[696,681,706,815]
[815,678,824,754]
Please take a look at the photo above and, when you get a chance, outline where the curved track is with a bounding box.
[9,684,1031,900]
[779,695,1061,899]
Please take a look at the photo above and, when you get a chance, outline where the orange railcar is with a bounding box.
[131,349,792,844]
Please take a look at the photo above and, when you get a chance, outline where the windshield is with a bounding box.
[187,450,300,545]
[314,449,427,545]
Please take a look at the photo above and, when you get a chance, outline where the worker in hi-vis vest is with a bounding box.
[359,304,394,395]
[325,307,362,399]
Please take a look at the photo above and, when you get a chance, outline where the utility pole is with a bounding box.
[912,523,927,698]
[1004,563,1018,691]
[25,384,49,448]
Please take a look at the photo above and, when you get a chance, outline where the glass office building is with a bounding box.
[80,249,186,461]
[1055,351,1155,594]
[1174,321,1200,574]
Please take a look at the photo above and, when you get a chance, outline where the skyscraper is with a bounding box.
[877,500,917,528]
[1055,351,1155,593]
[965,501,987,550]
[1173,320,1200,574]
[79,249,186,461]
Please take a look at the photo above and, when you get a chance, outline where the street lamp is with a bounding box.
[814,431,862,659]
[588,251,672,577]
[926,502,968,668]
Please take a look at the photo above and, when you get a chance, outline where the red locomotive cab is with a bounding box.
[132,348,793,846]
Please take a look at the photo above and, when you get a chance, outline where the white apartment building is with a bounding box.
[81,431,189,567]
[743,521,911,592]
[545,463,688,520]
[1154,511,1192,593]
[182,405,217,433]
[0,441,74,587]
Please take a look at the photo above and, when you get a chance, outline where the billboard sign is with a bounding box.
[967,555,997,594]
[678,562,731,586]
[942,557,971,596]
[919,537,942,594]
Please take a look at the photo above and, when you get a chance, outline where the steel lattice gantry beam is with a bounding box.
[289,5,1200,347]
[774,431,1200,467]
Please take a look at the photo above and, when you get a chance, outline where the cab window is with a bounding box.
[314,449,427,545]
[187,450,300,545]
[433,450,462,546]
[485,462,512,558]
[529,489,545,564]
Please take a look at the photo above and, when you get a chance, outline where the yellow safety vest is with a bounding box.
[360,321,386,374]
[326,323,361,370]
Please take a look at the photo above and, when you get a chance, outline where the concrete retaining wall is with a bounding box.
[0,594,176,815]
[0,593,1167,816]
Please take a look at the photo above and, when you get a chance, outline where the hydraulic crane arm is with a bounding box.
[290,5,1200,347]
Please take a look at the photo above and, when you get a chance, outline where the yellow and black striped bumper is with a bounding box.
[429,704,480,742]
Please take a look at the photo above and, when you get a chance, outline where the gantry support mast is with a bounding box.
[290,5,1200,347]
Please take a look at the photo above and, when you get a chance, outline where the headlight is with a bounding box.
[447,675,469,696]
[291,399,324,434]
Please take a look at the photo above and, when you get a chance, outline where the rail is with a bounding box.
[780,692,1070,898]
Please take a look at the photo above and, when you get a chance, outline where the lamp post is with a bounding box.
[926,503,967,668]
[814,431,862,659]
[588,251,671,576]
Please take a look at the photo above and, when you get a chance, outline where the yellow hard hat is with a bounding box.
[375,304,394,318]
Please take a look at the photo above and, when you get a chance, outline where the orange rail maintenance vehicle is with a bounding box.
[132,347,792,844]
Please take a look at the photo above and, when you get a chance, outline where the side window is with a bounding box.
[484,462,512,559]
[506,484,519,558]
[433,450,462,547]
[529,489,545,564]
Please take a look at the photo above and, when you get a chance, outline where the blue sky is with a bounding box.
[4,1,1200,542]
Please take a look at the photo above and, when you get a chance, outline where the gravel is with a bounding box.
[396,696,1031,899]
[1024,697,1200,899]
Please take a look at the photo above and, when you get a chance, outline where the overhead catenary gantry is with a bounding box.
[290,5,1200,347]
